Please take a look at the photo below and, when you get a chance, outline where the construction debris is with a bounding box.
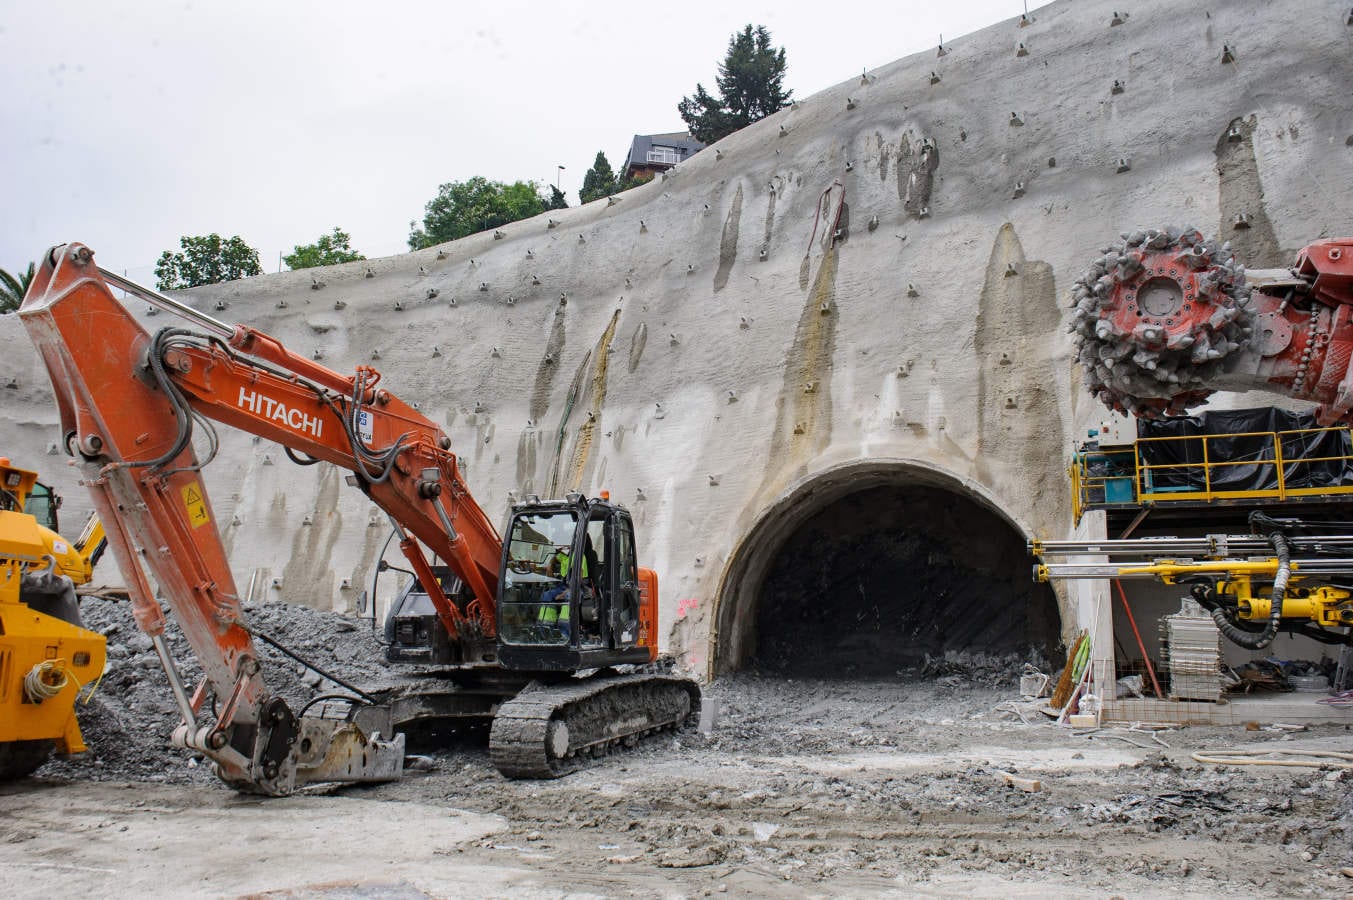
[996,770,1044,792]
[1162,598,1222,701]
[41,594,388,784]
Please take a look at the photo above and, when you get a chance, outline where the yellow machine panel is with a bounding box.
[0,457,108,779]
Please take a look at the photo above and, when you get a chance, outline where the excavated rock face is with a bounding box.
[1070,227,1255,418]
[748,484,1060,678]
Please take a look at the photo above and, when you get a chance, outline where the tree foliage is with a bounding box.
[408,177,548,250]
[546,185,569,210]
[283,227,365,270]
[0,261,35,314]
[678,25,792,145]
[580,152,619,204]
[579,151,646,203]
[155,234,262,291]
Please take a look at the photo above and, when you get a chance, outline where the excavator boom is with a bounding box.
[18,243,514,792]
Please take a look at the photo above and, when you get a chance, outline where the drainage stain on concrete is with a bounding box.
[897,135,938,219]
[876,133,891,182]
[761,180,779,262]
[281,463,341,610]
[765,244,840,484]
[628,321,647,373]
[973,224,1066,533]
[548,310,621,494]
[561,309,621,492]
[714,184,744,293]
[529,306,568,423]
[799,182,843,292]
[1215,115,1283,266]
[547,350,591,496]
[515,427,540,495]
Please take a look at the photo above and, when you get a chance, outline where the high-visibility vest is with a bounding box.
[554,550,588,579]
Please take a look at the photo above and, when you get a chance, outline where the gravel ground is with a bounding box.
[21,598,1353,897]
[42,594,390,784]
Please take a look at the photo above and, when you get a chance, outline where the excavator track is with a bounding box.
[489,673,700,779]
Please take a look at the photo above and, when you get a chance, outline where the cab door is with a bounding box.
[609,512,642,649]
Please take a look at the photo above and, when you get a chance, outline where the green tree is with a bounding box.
[546,185,569,210]
[0,261,35,314]
[408,177,547,250]
[283,227,365,270]
[579,151,619,204]
[155,234,262,291]
[678,25,792,144]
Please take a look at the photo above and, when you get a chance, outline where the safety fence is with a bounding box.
[1072,425,1353,522]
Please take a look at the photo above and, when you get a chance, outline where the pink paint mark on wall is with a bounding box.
[676,597,701,618]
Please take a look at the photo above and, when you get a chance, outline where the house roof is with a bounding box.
[623,132,706,171]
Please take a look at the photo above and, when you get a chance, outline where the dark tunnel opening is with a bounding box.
[747,484,1061,678]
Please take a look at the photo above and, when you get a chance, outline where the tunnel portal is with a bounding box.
[713,466,1062,678]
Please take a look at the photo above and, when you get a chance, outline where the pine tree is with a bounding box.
[678,25,792,145]
[579,152,619,204]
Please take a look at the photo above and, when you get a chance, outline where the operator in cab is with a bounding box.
[537,545,587,639]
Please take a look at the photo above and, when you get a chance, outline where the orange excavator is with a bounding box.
[18,243,698,795]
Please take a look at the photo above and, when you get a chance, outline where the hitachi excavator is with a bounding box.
[18,242,698,796]
[1034,228,1353,651]
[0,457,108,779]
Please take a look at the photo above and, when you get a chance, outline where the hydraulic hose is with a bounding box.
[1211,531,1290,650]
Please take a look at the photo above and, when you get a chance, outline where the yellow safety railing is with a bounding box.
[1071,426,1353,523]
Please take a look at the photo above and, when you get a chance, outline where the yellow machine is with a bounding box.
[0,457,107,780]
[1032,512,1353,650]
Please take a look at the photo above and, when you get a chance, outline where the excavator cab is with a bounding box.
[496,494,656,672]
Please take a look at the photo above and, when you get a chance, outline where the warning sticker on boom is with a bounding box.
[357,410,374,445]
[181,481,210,529]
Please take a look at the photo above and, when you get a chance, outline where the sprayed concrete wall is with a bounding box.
[3,0,1352,678]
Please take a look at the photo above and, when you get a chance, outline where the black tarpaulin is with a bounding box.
[1137,407,1353,492]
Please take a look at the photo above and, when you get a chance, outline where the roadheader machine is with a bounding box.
[1036,228,1353,654]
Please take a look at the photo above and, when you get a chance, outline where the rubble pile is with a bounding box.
[918,649,1053,687]
[43,595,389,783]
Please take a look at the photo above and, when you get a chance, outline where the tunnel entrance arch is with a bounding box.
[711,460,1062,677]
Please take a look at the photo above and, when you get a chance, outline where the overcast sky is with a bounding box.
[2,0,1024,284]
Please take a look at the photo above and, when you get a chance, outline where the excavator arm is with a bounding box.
[19,243,504,793]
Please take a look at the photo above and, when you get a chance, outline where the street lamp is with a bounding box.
[556,165,565,190]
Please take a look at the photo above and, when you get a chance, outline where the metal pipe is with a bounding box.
[151,633,199,728]
[1033,535,1353,557]
[1039,557,1353,579]
[98,267,235,339]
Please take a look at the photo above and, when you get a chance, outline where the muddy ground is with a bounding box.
[3,598,1352,897]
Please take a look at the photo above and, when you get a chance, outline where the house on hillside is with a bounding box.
[621,132,705,183]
